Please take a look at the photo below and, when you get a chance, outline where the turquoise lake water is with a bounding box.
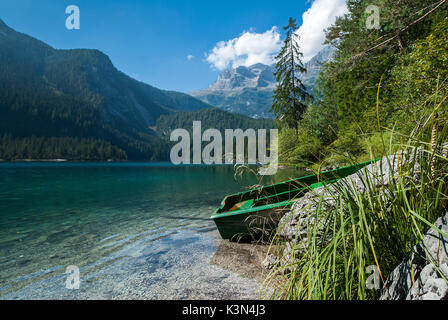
[0,162,301,299]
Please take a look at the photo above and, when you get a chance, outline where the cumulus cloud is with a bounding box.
[206,27,282,70]
[187,54,194,61]
[205,0,347,69]
[296,0,348,62]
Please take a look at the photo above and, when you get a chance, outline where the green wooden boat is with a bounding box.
[211,160,376,241]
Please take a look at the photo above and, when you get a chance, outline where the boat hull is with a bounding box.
[212,204,293,241]
[211,159,377,241]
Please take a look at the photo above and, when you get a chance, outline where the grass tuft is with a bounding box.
[262,103,448,300]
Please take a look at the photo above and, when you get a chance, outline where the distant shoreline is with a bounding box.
[0,160,296,166]
[0,159,130,163]
[8,159,69,162]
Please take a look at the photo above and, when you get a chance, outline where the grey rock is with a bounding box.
[421,292,441,300]
[423,278,448,298]
[422,214,448,265]
[420,264,437,286]
[440,262,448,278]
[278,153,410,247]
[271,148,447,297]
[274,148,448,300]
[380,213,448,300]
[262,254,280,271]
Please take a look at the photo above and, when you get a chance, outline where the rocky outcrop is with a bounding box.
[263,155,405,273]
[262,149,448,300]
[379,213,448,300]
[276,154,408,251]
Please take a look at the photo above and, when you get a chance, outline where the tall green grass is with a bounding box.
[262,100,448,300]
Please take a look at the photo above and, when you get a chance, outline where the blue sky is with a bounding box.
[0,0,347,92]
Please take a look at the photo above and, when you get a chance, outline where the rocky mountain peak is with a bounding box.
[190,45,335,119]
[208,63,276,91]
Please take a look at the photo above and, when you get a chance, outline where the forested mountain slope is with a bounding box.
[0,19,211,160]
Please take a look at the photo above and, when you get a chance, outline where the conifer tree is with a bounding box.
[271,17,310,134]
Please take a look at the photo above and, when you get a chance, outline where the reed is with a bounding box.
[261,96,448,300]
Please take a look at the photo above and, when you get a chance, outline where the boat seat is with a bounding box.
[228,199,254,212]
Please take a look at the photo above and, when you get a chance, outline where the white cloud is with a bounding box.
[187,54,194,61]
[206,27,282,70]
[205,0,347,69]
[296,0,348,62]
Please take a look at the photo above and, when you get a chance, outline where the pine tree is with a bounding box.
[271,17,310,134]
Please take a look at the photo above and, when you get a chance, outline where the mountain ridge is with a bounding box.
[0,19,275,160]
[190,45,335,118]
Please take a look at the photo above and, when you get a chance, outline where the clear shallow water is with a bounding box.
[0,162,302,299]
